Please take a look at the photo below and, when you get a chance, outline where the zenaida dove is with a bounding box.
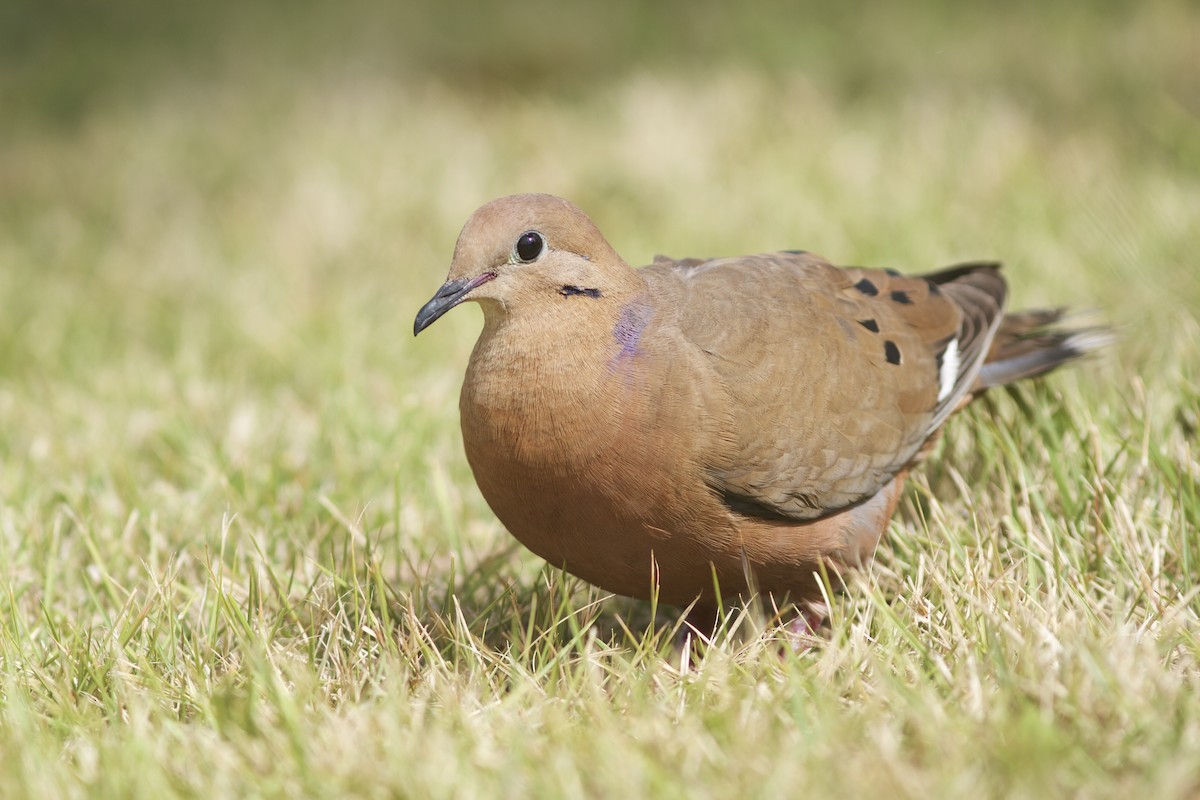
[415,194,1108,622]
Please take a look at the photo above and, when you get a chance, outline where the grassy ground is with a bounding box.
[1,1,1199,796]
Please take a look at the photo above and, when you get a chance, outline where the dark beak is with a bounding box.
[413,273,495,335]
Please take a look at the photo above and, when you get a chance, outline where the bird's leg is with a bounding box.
[680,604,720,643]
[783,600,830,651]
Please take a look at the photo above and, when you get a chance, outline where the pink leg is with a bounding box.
[784,601,830,651]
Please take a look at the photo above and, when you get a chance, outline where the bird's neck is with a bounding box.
[461,291,660,468]
[470,297,633,400]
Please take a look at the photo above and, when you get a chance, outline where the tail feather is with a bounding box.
[975,308,1113,390]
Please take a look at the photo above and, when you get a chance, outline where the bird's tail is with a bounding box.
[974,308,1113,390]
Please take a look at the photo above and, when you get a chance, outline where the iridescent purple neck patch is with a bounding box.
[611,300,653,364]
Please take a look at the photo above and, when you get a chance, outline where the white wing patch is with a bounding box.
[937,338,960,402]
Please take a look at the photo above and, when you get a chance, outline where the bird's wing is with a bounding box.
[646,252,1006,521]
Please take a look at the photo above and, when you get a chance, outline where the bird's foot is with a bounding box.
[783,601,830,652]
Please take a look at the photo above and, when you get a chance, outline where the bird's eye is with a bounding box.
[515,231,544,263]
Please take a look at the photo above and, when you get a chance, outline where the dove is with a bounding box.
[414,193,1108,626]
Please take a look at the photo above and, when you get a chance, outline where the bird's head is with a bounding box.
[414,194,633,335]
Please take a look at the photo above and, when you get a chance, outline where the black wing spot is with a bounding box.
[884,268,902,277]
[884,340,902,365]
[890,290,913,305]
[858,318,880,333]
[854,278,879,296]
[781,249,809,255]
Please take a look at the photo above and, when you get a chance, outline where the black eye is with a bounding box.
[515,231,544,262]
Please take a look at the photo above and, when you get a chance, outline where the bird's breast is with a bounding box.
[459,322,662,476]
[458,311,727,521]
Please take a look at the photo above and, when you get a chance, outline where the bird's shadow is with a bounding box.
[367,540,819,666]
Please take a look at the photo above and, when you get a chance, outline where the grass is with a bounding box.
[1,1,1198,796]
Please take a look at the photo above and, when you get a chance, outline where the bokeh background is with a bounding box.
[2,1,1199,796]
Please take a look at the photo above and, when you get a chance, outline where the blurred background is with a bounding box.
[1,0,1197,589]
[3,6,1199,792]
